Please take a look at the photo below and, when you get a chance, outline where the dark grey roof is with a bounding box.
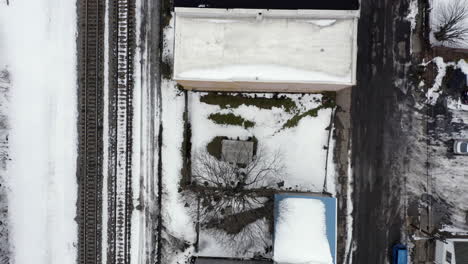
[454,242,468,264]
[194,257,272,264]
[174,0,359,10]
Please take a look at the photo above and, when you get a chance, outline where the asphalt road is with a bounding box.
[350,0,413,262]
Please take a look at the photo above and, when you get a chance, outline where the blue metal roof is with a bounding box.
[274,194,337,264]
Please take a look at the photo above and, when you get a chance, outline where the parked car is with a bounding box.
[392,244,408,264]
[453,139,468,155]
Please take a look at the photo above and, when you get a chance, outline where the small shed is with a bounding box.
[273,194,337,264]
[221,139,254,165]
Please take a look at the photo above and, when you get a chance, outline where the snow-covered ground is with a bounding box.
[130,0,143,263]
[429,107,468,229]
[160,78,197,263]
[160,17,196,264]
[0,1,78,263]
[197,218,271,258]
[406,0,419,31]
[154,12,339,264]
[417,55,468,232]
[155,6,343,263]
[190,92,335,193]
[0,67,10,264]
[180,91,337,260]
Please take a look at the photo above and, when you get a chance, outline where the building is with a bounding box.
[173,1,360,93]
[273,194,337,264]
[435,238,468,264]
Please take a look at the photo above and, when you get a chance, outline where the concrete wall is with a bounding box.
[174,8,359,92]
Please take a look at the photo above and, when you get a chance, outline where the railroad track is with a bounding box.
[107,0,136,263]
[78,0,135,263]
[77,0,105,264]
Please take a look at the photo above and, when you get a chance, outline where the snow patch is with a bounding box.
[458,59,468,83]
[441,225,468,235]
[407,0,419,30]
[197,219,270,258]
[426,57,451,104]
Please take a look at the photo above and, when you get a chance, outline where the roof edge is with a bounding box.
[175,7,360,19]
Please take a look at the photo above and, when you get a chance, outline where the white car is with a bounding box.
[453,140,468,155]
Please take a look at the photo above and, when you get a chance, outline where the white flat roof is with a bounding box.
[174,8,359,91]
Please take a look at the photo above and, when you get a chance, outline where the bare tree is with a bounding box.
[188,146,285,255]
[432,0,468,46]
[191,146,283,218]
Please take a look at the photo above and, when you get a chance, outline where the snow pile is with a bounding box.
[406,0,419,30]
[426,57,450,104]
[274,197,333,264]
[178,64,351,83]
[0,1,78,263]
[190,93,334,192]
[437,59,468,110]
[458,59,468,80]
[306,19,337,27]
